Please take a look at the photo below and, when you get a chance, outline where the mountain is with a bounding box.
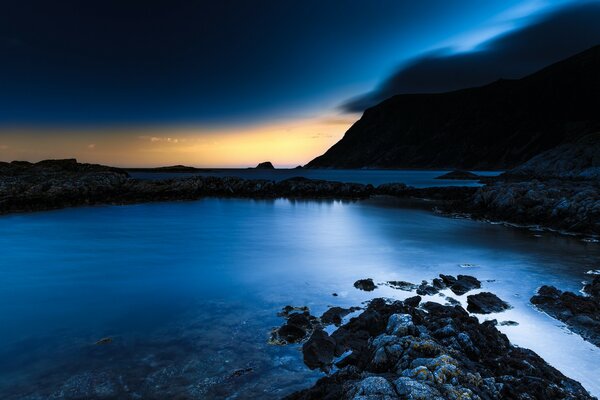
[307,45,600,170]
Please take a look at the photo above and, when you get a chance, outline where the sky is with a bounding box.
[1,0,598,167]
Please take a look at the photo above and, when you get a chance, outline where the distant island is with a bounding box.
[254,161,275,169]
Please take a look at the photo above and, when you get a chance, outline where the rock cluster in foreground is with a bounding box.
[284,297,594,400]
[531,275,600,347]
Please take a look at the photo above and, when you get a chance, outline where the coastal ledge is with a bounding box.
[0,159,474,215]
[1,159,599,237]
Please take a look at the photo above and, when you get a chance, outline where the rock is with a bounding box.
[499,320,519,326]
[435,170,481,180]
[254,161,275,169]
[354,279,377,292]
[584,276,600,297]
[531,281,600,347]
[284,295,594,400]
[350,376,397,399]
[386,280,417,291]
[321,306,361,327]
[302,329,336,371]
[386,313,416,336]
[94,337,113,345]
[270,306,321,345]
[416,281,438,296]
[404,296,422,308]
[448,275,481,296]
[467,292,511,314]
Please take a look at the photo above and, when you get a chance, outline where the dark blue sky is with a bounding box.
[0,0,564,126]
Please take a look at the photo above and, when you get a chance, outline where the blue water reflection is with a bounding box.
[0,197,598,398]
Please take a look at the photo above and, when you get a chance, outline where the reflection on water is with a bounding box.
[0,197,599,398]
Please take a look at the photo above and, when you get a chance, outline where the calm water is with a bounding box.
[1,197,599,398]
[127,168,500,187]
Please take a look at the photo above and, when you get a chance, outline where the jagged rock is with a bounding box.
[466,292,511,314]
[285,297,593,399]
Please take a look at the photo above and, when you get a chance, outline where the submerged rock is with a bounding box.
[270,306,320,345]
[354,278,377,292]
[467,292,511,314]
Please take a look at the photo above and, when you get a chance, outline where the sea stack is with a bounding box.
[255,161,275,169]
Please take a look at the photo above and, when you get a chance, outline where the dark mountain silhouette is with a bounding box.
[307,45,600,170]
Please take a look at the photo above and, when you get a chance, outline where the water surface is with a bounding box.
[128,168,500,187]
[1,197,599,398]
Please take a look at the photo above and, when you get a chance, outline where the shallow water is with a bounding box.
[1,197,599,398]
[128,168,500,187]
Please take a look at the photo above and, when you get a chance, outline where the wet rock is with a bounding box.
[531,279,600,347]
[354,279,377,292]
[448,275,481,296]
[321,306,361,327]
[285,296,593,400]
[467,292,511,314]
[445,297,461,306]
[404,296,422,308]
[499,320,519,326]
[302,329,336,371]
[270,306,321,345]
[386,280,417,291]
[416,281,438,296]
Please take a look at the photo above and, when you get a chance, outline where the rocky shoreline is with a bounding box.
[272,280,595,399]
[2,159,599,238]
[531,275,600,347]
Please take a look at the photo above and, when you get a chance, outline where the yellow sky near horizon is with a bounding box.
[0,114,358,168]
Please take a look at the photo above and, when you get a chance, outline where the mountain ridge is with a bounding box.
[307,45,600,169]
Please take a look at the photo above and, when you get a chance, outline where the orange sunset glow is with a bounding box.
[0,114,357,167]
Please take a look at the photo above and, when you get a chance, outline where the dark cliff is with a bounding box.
[307,45,600,169]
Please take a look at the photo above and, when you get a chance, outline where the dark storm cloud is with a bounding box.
[343,2,600,112]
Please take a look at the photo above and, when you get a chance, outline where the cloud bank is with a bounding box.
[343,2,600,112]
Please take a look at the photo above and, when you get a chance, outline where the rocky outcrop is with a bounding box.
[465,179,600,235]
[466,292,511,314]
[255,161,275,169]
[354,279,377,292]
[507,133,600,179]
[307,45,600,170]
[531,276,600,347]
[285,298,594,399]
